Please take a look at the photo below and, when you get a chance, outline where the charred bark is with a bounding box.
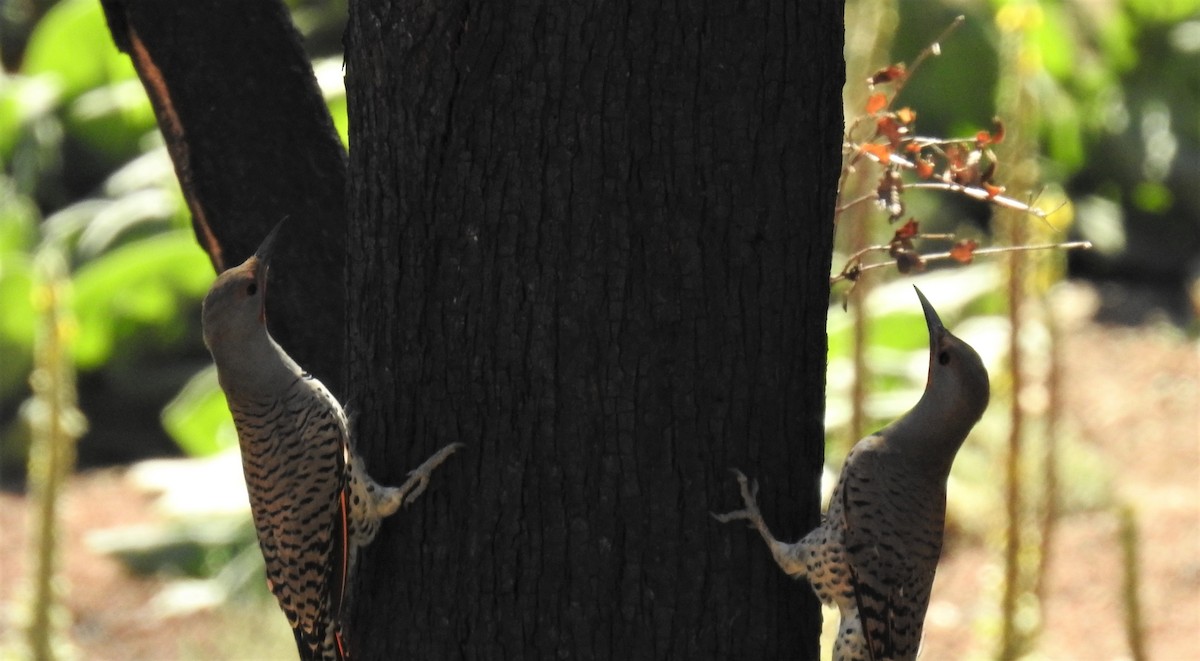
[345,2,843,658]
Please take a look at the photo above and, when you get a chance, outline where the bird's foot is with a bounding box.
[713,467,798,571]
[711,468,765,528]
[395,442,464,507]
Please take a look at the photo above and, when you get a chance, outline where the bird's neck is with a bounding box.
[883,389,976,478]
[212,328,303,400]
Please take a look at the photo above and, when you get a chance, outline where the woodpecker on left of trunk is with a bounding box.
[201,223,461,661]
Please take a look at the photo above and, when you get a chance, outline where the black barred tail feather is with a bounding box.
[290,621,347,661]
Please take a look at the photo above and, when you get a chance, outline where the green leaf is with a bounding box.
[1030,4,1077,79]
[0,177,39,252]
[162,366,237,458]
[66,80,157,164]
[0,75,62,161]
[22,0,138,101]
[0,254,36,401]
[314,57,349,148]
[70,231,213,368]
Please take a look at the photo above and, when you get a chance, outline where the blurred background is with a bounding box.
[0,0,1196,659]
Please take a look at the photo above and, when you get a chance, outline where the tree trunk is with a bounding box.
[100,0,348,395]
[344,2,843,658]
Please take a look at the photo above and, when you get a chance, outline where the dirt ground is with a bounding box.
[1,285,1197,660]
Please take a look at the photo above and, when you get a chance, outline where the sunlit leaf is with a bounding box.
[66,80,156,164]
[0,253,36,345]
[0,254,36,400]
[0,180,39,252]
[0,76,62,160]
[313,57,349,150]
[70,231,213,368]
[162,366,238,458]
[76,189,181,258]
[22,0,137,101]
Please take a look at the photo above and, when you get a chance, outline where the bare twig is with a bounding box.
[879,15,966,109]
[830,241,1093,285]
[905,182,1048,218]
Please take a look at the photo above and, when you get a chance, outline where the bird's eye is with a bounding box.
[938,351,950,365]
[247,283,258,296]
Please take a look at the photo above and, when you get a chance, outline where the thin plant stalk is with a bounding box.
[23,249,85,661]
[1119,504,1148,661]
[994,5,1040,657]
[840,0,898,450]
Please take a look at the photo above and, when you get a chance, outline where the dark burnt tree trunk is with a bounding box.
[344,2,843,658]
[106,0,843,657]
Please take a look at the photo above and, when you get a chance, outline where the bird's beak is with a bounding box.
[252,220,286,322]
[254,219,286,267]
[914,286,944,350]
[253,219,287,288]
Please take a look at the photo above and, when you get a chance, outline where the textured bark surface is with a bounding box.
[100,0,348,394]
[344,2,843,658]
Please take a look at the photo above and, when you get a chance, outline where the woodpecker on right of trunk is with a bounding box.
[714,286,990,661]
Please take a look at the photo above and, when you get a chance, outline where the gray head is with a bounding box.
[895,287,991,470]
[202,223,294,396]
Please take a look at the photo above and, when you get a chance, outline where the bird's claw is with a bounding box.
[398,442,464,508]
[712,467,765,528]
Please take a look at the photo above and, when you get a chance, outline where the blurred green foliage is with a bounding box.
[0,0,349,472]
[1,2,349,646]
[889,0,1200,299]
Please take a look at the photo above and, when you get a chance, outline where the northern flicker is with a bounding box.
[714,286,989,661]
[201,223,461,661]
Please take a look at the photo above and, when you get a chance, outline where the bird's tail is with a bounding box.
[294,620,348,661]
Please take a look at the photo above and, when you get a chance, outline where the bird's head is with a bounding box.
[201,223,282,353]
[914,286,991,434]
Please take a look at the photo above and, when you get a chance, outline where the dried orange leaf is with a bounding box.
[869,64,907,85]
[860,142,891,164]
[990,117,1006,144]
[866,92,888,114]
[950,239,979,263]
[983,183,1005,198]
[876,116,905,146]
[916,158,934,178]
[896,251,926,274]
[895,218,920,240]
